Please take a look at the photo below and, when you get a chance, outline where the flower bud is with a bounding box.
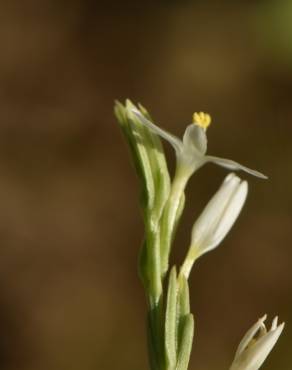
[181,173,248,278]
[230,315,285,370]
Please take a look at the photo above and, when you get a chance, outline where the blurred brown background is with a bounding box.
[0,1,291,369]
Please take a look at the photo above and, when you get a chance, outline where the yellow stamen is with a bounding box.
[192,112,212,129]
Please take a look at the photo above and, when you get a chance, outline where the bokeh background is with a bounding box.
[0,1,291,369]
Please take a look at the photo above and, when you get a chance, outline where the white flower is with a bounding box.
[131,109,267,180]
[230,315,285,370]
[180,173,248,278]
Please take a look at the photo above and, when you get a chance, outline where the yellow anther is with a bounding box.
[192,112,212,129]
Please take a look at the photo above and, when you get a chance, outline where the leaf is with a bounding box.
[138,103,171,223]
[165,267,178,369]
[147,230,162,303]
[176,314,194,370]
[176,276,190,350]
[115,100,156,212]
[160,192,186,278]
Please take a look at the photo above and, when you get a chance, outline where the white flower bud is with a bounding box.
[230,315,285,370]
[180,173,248,278]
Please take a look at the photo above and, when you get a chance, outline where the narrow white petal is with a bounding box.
[271,316,278,331]
[234,315,267,360]
[191,174,244,256]
[182,124,207,155]
[131,109,182,153]
[206,156,268,179]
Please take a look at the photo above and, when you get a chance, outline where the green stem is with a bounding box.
[148,297,165,370]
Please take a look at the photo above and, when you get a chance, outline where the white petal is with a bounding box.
[206,156,268,179]
[191,173,246,256]
[271,316,278,331]
[234,315,267,360]
[182,124,207,155]
[131,109,182,153]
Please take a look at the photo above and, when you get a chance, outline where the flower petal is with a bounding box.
[206,156,267,179]
[271,316,278,331]
[131,108,182,153]
[182,124,207,155]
